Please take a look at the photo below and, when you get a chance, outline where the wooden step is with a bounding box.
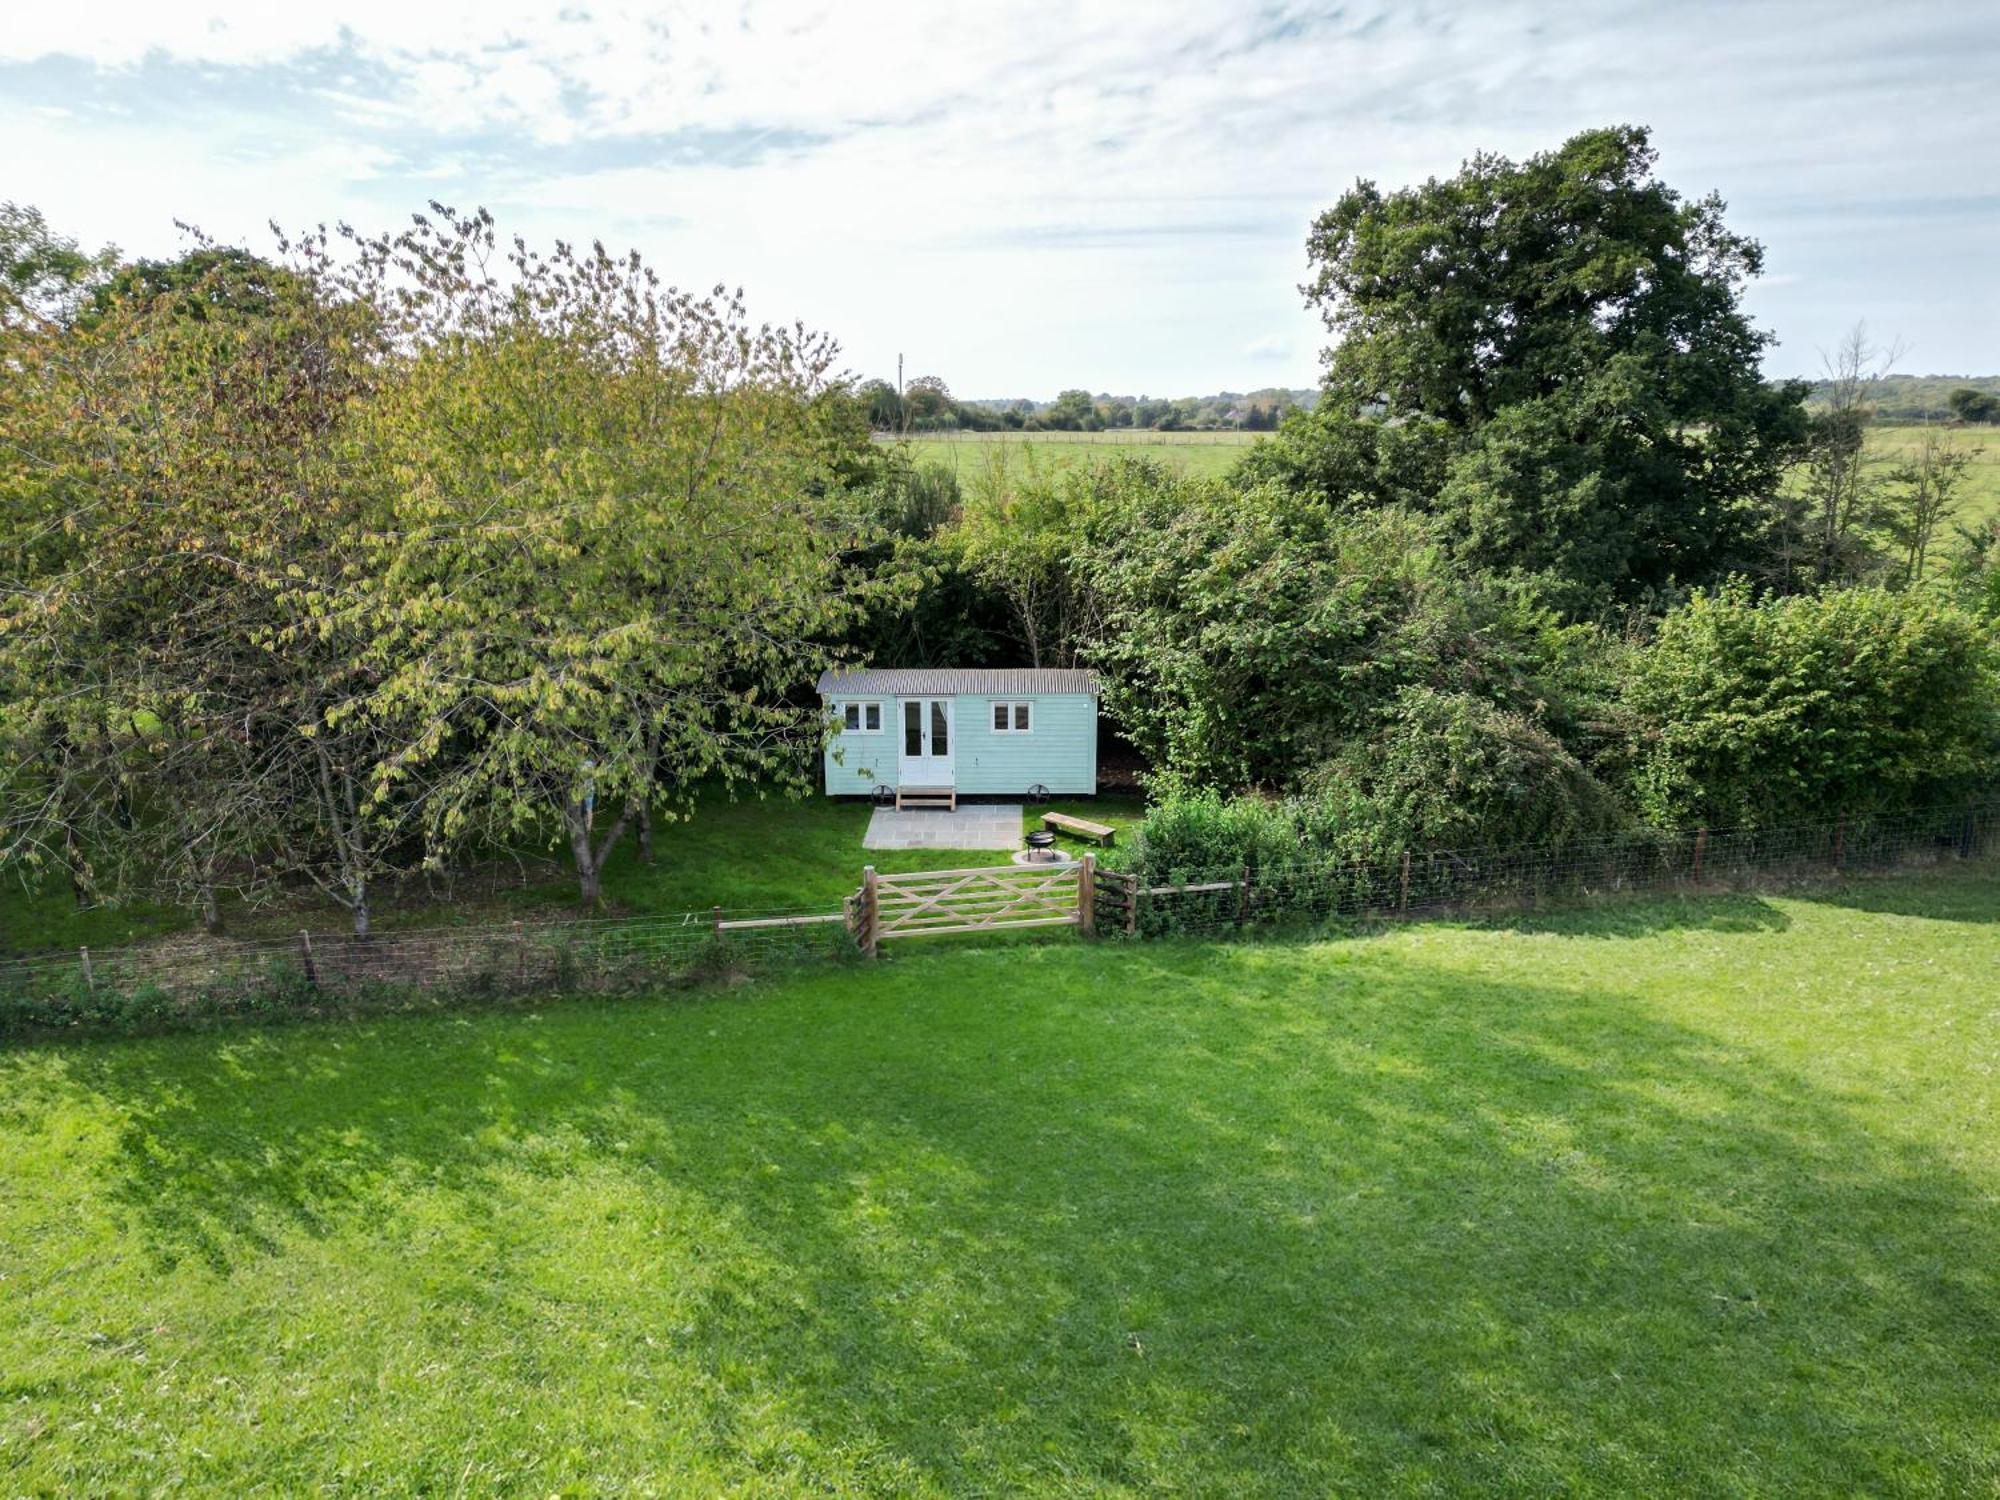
[896,786,957,812]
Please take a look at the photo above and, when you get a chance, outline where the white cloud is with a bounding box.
[3,1,1995,390]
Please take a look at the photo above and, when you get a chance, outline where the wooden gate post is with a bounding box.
[861,865,879,958]
[1077,854,1096,938]
[1236,865,1251,929]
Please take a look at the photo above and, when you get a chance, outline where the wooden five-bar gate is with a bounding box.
[848,856,1098,957]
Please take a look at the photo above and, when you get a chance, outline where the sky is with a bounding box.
[3,1,1995,397]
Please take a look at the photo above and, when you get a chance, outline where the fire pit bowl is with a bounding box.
[1013,829,1071,865]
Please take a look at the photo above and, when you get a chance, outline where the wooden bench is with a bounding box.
[1043,811,1115,846]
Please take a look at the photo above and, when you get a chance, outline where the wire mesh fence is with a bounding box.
[1107,800,2000,940]
[3,798,1994,1034]
[0,902,863,1034]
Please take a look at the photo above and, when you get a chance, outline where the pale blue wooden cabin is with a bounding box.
[817,668,1099,810]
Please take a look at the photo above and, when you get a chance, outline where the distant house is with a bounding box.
[817,668,1098,809]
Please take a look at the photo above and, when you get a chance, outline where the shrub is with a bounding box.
[1949,519,2000,621]
[1625,583,1998,829]
[1125,789,1300,881]
[1310,687,1624,851]
[1133,690,1621,887]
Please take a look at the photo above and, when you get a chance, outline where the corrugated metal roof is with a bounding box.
[817,667,1099,696]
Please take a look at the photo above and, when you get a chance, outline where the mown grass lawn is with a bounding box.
[0,791,1148,956]
[3,871,1997,1494]
[556,791,1143,919]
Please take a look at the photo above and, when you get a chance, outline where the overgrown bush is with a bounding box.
[1625,583,1998,829]
[1309,687,1624,851]
[1083,477,1599,791]
[1132,688,1622,887]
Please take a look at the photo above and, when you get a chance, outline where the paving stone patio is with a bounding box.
[863,803,1024,851]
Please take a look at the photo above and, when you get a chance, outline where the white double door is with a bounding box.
[897,697,955,785]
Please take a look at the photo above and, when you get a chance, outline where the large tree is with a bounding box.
[342,208,887,906]
[1079,466,1592,790]
[0,201,117,328]
[1947,387,2000,425]
[2,206,891,927]
[1293,125,1807,612]
[0,232,405,933]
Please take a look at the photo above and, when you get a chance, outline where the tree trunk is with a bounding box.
[63,817,87,909]
[636,799,654,863]
[566,798,632,909]
[567,801,598,905]
[200,885,223,936]
[312,743,374,940]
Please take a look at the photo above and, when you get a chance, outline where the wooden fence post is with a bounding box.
[78,946,94,994]
[712,904,724,940]
[1692,827,1707,882]
[1236,865,1251,929]
[1125,875,1139,937]
[1399,849,1411,913]
[861,866,879,958]
[512,919,525,986]
[1077,854,1096,938]
[1833,817,1846,873]
[297,929,318,988]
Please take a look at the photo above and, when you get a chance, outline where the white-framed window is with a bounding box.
[839,700,883,734]
[991,701,1033,733]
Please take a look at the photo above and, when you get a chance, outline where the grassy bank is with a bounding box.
[3,869,1996,1492]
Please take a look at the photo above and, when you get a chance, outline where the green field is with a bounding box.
[901,428,1257,481]
[1859,424,2000,528]
[4,870,1996,1493]
[899,422,2000,531]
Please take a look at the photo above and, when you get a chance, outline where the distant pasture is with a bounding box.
[893,421,2000,539]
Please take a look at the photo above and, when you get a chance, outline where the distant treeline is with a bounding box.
[1801,373,2000,424]
[856,378,1319,433]
[872,371,2000,434]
